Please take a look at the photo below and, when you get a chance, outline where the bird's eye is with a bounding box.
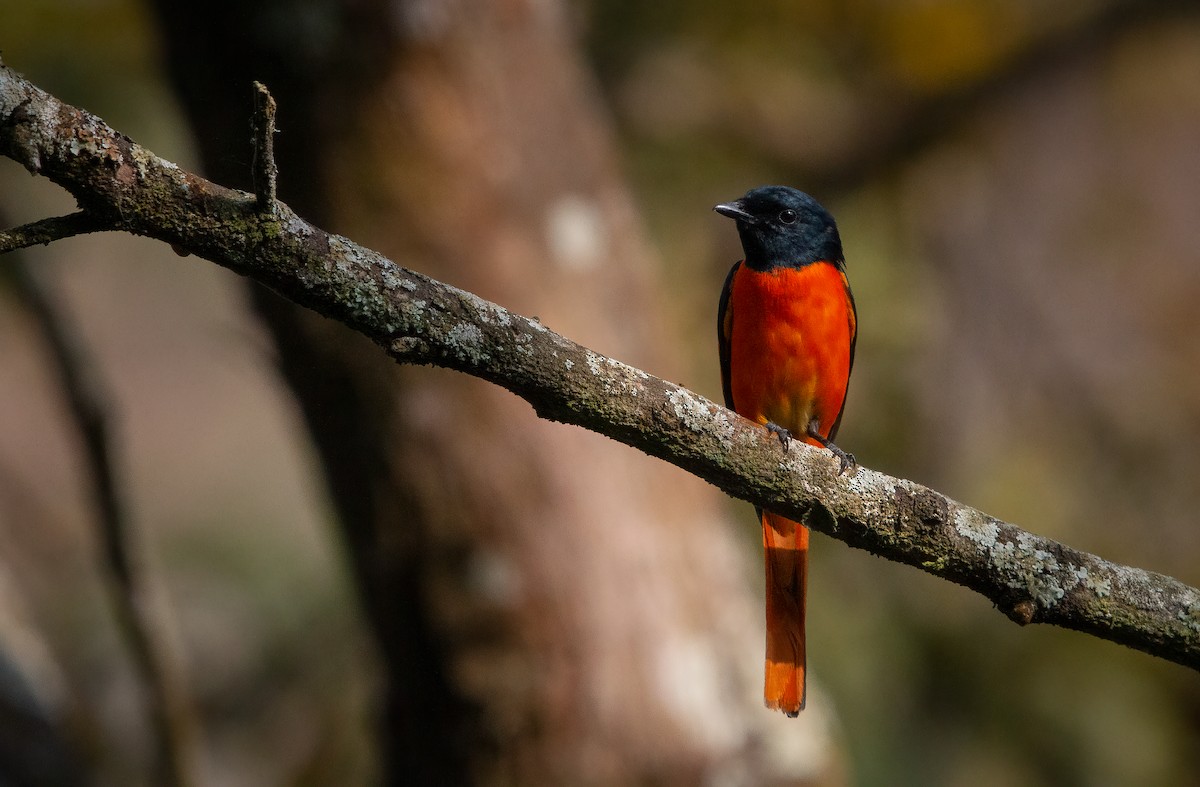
[779,209,797,224]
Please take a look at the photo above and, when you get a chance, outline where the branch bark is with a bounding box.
[0,211,106,252]
[3,59,1198,674]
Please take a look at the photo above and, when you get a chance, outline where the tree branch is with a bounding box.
[250,81,277,213]
[2,59,1198,672]
[0,211,108,253]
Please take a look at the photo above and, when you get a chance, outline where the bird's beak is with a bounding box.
[714,200,755,224]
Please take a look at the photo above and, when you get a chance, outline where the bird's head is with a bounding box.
[714,185,843,271]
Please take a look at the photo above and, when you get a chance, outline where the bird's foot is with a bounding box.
[805,420,855,475]
[764,422,792,451]
[827,443,855,475]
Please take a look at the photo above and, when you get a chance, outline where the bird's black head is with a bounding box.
[714,185,843,271]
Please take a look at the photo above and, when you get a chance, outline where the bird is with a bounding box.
[715,185,857,715]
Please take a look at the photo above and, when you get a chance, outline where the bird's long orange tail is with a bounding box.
[762,511,808,715]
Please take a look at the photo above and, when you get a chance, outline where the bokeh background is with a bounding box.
[2,0,1200,785]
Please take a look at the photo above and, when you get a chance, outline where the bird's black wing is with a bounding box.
[827,272,857,442]
[717,260,742,412]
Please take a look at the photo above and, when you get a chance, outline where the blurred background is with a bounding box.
[2,0,1200,785]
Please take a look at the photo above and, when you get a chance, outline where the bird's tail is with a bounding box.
[762,510,808,715]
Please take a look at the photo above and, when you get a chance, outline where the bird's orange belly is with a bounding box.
[727,262,853,445]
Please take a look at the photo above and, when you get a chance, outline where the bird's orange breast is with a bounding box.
[726,262,854,445]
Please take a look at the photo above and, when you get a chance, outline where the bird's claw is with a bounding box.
[765,422,792,451]
[830,446,856,475]
[805,419,855,474]
[768,421,856,474]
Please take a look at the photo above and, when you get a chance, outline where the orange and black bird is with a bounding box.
[715,185,856,715]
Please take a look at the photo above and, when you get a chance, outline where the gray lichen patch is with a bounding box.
[1178,602,1200,634]
[446,322,489,365]
[314,234,406,332]
[953,506,1103,612]
[283,212,315,239]
[954,507,1000,550]
[328,233,376,274]
[708,407,736,449]
[1016,531,1063,578]
[378,261,409,292]
[512,332,535,357]
[844,470,902,527]
[399,299,428,330]
[456,289,512,327]
[667,388,733,448]
[1070,564,1111,598]
[130,144,160,181]
[1025,574,1066,608]
[582,350,649,397]
[584,350,604,377]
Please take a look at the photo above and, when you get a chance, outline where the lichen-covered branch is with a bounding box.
[250,81,277,214]
[2,59,1198,672]
[0,211,106,252]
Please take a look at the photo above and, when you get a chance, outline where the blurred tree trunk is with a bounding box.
[152,0,833,784]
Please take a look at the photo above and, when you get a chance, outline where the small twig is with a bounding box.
[251,81,277,214]
[9,260,201,787]
[0,211,107,253]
